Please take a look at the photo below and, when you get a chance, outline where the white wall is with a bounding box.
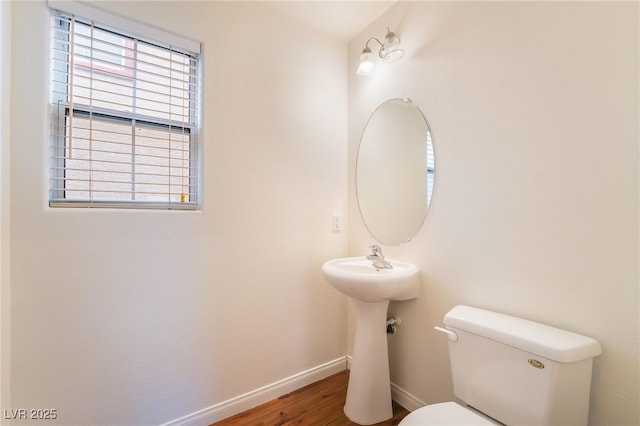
[348,2,638,425]
[1,0,12,419]
[9,1,348,424]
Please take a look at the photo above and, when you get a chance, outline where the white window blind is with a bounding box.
[50,10,200,209]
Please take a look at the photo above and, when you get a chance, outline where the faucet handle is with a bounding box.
[369,244,383,256]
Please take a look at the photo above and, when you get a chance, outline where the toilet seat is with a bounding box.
[399,402,499,425]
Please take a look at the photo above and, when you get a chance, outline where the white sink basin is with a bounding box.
[322,256,420,302]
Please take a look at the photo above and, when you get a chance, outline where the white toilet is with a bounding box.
[400,305,602,425]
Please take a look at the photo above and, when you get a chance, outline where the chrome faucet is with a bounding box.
[367,245,393,270]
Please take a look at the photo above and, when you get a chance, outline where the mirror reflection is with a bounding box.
[356,98,434,246]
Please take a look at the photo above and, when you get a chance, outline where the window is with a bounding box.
[50,11,200,209]
[426,130,435,204]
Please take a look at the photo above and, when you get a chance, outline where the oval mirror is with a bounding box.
[356,98,435,246]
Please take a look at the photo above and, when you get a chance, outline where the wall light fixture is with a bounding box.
[356,28,405,76]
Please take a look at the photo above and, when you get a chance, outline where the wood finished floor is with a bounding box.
[210,370,409,426]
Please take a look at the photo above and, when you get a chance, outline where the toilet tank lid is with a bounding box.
[444,305,602,363]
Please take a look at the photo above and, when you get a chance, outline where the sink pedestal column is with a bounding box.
[344,299,392,425]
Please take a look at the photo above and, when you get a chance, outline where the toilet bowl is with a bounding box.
[400,402,497,425]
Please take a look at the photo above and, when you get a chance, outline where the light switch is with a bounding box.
[331,214,343,232]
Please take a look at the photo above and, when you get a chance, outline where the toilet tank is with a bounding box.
[443,305,602,426]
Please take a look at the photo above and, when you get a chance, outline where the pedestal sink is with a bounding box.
[322,256,420,425]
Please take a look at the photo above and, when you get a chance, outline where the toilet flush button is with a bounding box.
[434,326,459,341]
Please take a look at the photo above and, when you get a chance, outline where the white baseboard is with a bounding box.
[391,382,426,412]
[161,357,348,426]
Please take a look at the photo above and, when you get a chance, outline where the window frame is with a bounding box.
[49,10,201,210]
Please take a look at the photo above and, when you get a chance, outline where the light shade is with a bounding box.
[381,30,404,63]
[357,48,376,75]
